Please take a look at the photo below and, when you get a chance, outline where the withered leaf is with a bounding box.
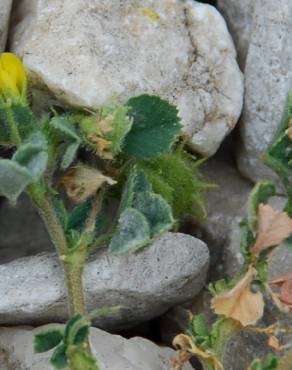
[60,165,116,203]
[252,204,292,256]
[172,334,223,370]
[211,266,264,326]
[267,335,282,352]
[270,272,292,308]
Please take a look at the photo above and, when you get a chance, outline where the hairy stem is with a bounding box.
[27,183,86,315]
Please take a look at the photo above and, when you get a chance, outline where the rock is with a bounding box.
[217,0,254,67]
[0,232,209,330]
[0,0,12,51]
[0,195,54,264]
[0,324,193,370]
[197,153,253,274]
[9,0,243,157]
[237,0,292,183]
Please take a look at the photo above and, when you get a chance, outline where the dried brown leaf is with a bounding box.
[270,273,292,308]
[267,335,282,352]
[211,266,264,326]
[172,334,224,370]
[60,165,116,203]
[252,204,292,256]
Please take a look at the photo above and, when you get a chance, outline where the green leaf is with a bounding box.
[0,106,11,144]
[11,104,36,141]
[138,151,208,220]
[50,116,81,169]
[123,95,182,159]
[34,330,64,353]
[67,201,92,232]
[134,191,174,236]
[0,160,35,202]
[64,313,90,346]
[191,314,210,338]
[102,104,132,156]
[0,133,48,202]
[68,346,99,370]
[109,208,151,255]
[263,92,292,182]
[51,344,68,369]
[240,218,255,263]
[249,354,278,370]
[247,181,276,232]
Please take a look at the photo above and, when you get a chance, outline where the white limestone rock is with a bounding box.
[0,232,209,330]
[0,0,12,51]
[237,0,292,183]
[0,325,193,370]
[10,0,243,156]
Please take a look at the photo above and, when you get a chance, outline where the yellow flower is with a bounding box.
[0,53,27,103]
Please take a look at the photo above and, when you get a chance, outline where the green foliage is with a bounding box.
[34,330,64,353]
[249,354,278,370]
[0,103,35,144]
[123,95,182,159]
[102,104,133,156]
[50,115,81,169]
[189,314,211,350]
[109,166,174,255]
[51,344,68,369]
[109,208,151,255]
[263,93,292,183]
[247,181,276,232]
[240,218,255,263]
[0,132,48,202]
[138,151,208,220]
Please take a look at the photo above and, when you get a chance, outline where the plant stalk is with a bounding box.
[27,183,86,316]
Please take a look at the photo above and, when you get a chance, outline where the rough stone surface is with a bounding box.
[0,196,53,264]
[217,0,254,67]
[10,0,243,157]
[237,0,292,183]
[0,0,12,51]
[0,325,193,370]
[197,152,253,274]
[0,232,209,330]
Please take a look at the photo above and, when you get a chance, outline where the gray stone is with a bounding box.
[0,0,12,51]
[0,195,53,264]
[0,324,193,370]
[217,0,254,67]
[0,232,209,330]
[197,155,253,274]
[237,0,292,183]
[10,0,243,157]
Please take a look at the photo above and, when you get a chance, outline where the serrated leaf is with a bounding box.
[123,95,182,159]
[109,208,151,255]
[134,191,174,236]
[50,116,81,169]
[34,330,63,353]
[191,314,209,338]
[51,344,68,369]
[247,182,276,232]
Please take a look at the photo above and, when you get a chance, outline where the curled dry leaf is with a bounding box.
[267,335,282,352]
[252,204,292,256]
[270,272,292,309]
[172,334,224,370]
[60,165,116,203]
[211,266,264,326]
